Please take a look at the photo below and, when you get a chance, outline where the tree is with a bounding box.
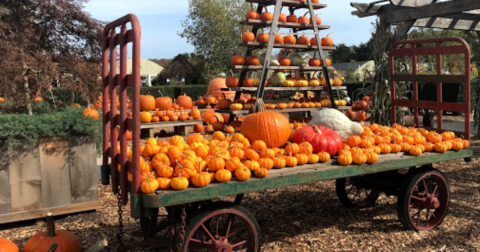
[329,43,354,63]
[0,0,103,114]
[179,0,250,79]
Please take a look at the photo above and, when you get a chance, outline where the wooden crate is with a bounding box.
[0,136,100,224]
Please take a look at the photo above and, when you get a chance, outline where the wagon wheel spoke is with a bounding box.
[190,238,210,245]
[425,209,430,226]
[346,185,355,196]
[227,224,248,239]
[432,185,438,195]
[411,195,424,202]
[416,211,421,226]
[231,240,248,248]
[225,214,235,238]
[422,179,428,192]
[201,224,216,241]
[215,215,220,239]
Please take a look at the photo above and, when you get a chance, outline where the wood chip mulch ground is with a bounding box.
[1,138,479,252]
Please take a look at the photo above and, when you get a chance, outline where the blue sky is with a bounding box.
[84,0,376,59]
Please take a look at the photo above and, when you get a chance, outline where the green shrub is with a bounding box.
[0,107,102,152]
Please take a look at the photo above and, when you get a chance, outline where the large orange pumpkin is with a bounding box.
[202,110,224,125]
[155,96,173,110]
[140,95,155,111]
[176,94,193,109]
[206,77,235,99]
[23,213,80,252]
[0,238,18,252]
[240,99,290,148]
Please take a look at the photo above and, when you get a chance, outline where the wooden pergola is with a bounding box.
[351,0,480,42]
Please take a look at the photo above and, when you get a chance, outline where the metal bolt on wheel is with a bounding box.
[397,169,450,231]
[336,177,380,208]
[183,205,261,252]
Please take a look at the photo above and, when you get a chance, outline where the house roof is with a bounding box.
[116,58,164,75]
[332,61,371,72]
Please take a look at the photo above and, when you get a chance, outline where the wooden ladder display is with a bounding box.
[225,0,337,123]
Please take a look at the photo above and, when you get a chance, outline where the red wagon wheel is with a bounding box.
[183,205,261,252]
[336,177,380,208]
[397,169,450,231]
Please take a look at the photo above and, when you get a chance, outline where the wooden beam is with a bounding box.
[389,0,436,7]
[392,20,416,43]
[383,0,480,24]
[413,17,480,31]
[351,2,383,17]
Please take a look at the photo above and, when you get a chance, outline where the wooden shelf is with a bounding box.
[221,86,346,92]
[230,65,333,71]
[138,120,203,129]
[239,42,335,51]
[241,20,330,31]
[245,0,327,10]
[216,106,350,115]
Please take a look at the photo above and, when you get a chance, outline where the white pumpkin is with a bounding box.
[308,108,363,140]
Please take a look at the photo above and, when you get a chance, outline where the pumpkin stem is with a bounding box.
[325,32,334,38]
[303,11,308,17]
[45,212,56,237]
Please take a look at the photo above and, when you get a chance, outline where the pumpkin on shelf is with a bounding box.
[226,77,239,87]
[287,14,298,23]
[308,58,320,66]
[260,7,273,21]
[140,94,155,111]
[155,95,173,110]
[23,213,80,252]
[275,34,284,44]
[246,10,260,20]
[246,55,260,65]
[230,103,243,110]
[140,111,152,123]
[284,35,296,44]
[298,35,310,45]
[257,33,269,43]
[321,32,334,46]
[241,31,255,42]
[176,94,193,109]
[217,94,232,110]
[310,13,321,25]
[231,55,245,65]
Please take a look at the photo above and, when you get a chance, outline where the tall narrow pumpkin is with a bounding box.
[24,213,80,252]
[240,98,290,148]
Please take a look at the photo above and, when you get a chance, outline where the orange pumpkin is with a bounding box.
[140,94,155,111]
[155,96,173,110]
[207,77,235,99]
[23,213,80,252]
[176,94,192,109]
[240,101,291,148]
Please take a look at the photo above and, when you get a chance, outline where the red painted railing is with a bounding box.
[389,37,471,140]
[102,14,141,204]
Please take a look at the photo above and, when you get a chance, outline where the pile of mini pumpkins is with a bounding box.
[129,132,333,193]
[130,121,469,193]
[337,123,470,166]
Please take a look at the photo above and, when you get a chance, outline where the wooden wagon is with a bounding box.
[100,13,473,252]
